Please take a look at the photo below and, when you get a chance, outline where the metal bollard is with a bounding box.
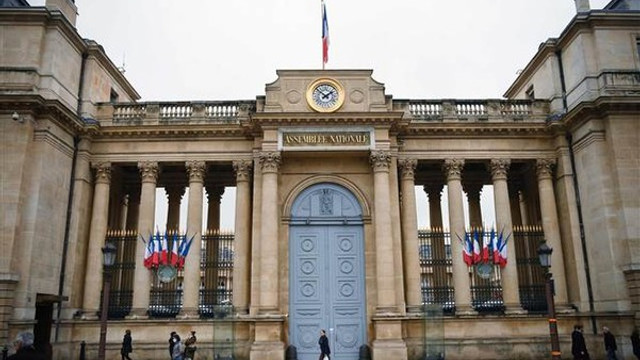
[2,345,8,360]
[79,341,86,360]
[358,344,371,360]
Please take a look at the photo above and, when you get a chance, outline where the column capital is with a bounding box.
[186,160,206,183]
[92,162,112,184]
[233,159,253,182]
[369,150,391,172]
[463,182,483,202]
[398,158,418,180]
[536,158,556,180]
[489,158,511,181]
[423,184,443,201]
[205,185,225,202]
[138,161,159,183]
[259,152,281,173]
[443,159,465,181]
[165,185,186,202]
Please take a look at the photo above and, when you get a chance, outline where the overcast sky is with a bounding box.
[35,0,610,101]
[30,0,611,230]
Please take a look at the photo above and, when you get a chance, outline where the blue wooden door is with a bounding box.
[289,184,366,360]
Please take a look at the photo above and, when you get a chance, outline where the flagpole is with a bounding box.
[321,0,325,70]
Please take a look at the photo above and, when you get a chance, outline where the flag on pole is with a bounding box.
[472,229,482,264]
[161,232,169,265]
[143,236,154,269]
[170,232,179,267]
[322,0,329,68]
[463,232,474,266]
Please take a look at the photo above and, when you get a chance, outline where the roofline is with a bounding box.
[503,11,640,98]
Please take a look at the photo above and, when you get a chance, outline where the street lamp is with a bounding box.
[538,242,561,360]
[98,241,117,360]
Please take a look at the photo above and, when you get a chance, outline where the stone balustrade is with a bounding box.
[403,99,550,122]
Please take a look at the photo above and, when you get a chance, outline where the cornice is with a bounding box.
[85,42,140,101]
[97,125,248,139]
[563,96,640,131]
[504,11,640,98]
[402,122,553,137]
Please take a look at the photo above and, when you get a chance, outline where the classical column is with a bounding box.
[259,152,281,313]
[490,159,523,314]
[81,162,112,319]
[370,151,398,314]
[165,185,185,231]
[464,183,483,229]
[232,160,252,314]
[206,186,225,231]
[125,187,141,231]
[424,185,444,229]
[398,159,422,312]
[443,159,474,314]
[181,160,206,317]
[119,195,129,230]
[536,159,569,307]
[129,161,158,318]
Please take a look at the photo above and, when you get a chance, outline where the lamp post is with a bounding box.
[98,241,117,360]
[538,243,561,360]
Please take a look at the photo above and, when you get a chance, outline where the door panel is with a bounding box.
[290,225,366,360]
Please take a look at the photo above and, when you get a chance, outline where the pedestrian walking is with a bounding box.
[603,326,618,360]
[184,331,197,360]
[318,329,331,360]
[571,324,589,360]
[172,334,185,360]
[631,328,640,359]
[121,329,132,360]
[7,331,46,360]
[168,331,177,359]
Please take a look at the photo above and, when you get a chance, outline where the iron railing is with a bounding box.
[201,231,234,318]
[148,290,183,318]
[514,225,547,312]
[418,229,454,314]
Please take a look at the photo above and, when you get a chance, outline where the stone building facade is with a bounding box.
[1,0,639,359]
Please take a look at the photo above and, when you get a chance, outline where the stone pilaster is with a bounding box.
[259,152,281,313]
[536,158,569,308]
[443,159,474,314]
[129,161,158,318]
[232,160,252,314]
[398,159,422,312]
[82,162,112,319]
[370,151,398,314]
[181,160,206,318]
[489,159,524,314]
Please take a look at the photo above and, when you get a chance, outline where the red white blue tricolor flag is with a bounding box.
[322,0,329,69]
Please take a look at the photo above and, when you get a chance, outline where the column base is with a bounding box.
[375,306,401,316]
[249,341,285,360]
[372,339,408,360]
[555,304,577,314]
[406,304,424,314]
[177,308,200,319]
[80,311,98,321]
[454,305,477,316]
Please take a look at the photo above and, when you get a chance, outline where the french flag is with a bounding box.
[177,234,195,270]
[322,0,329,67]
[170,233,179,267]
[160,232,169,265]
[462,232,473,266]
[482,229,494,263]
[151,232,162,267]
[472,229,482,264]
[143,236,154,269]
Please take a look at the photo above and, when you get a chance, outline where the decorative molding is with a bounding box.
[489,159,511,181]
[259,152,281,173]
[443,159,465,181]
[398,158,418,180]
[369,151,391,172]
[138,161,159,183]
[536,158,556,180]
[186,160,206,183]
[233,160,253,182]
[92,162,112,184]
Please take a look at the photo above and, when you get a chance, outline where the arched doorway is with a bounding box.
[289,183,367,360]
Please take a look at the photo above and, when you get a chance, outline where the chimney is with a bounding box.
[46,0,78,26]
[574,0,591,13]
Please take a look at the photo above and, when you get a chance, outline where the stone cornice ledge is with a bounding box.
[0,272,20,283]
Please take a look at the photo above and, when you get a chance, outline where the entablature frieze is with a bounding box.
[96,126,248,139]
[245,111,409,134]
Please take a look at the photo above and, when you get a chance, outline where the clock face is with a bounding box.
[306,78,345,112]
[312,84,339,109]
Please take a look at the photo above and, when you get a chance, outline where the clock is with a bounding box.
[306,78,345,113]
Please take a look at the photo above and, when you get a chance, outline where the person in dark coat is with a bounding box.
[631,328,640,359]
[7,332,46,360]
[571,324,590,360]
[318,329,331,360]
[184,331,197,360]
[169,331,177,359]
[603,326,618,360]
[121,329,133,360]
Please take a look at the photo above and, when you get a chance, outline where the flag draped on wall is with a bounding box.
[322,0,329,68]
